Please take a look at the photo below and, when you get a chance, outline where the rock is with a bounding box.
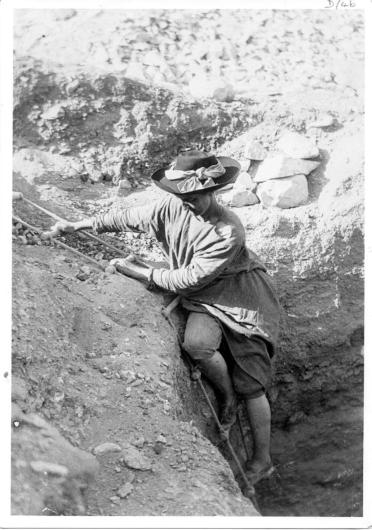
[277,131,319,159]
[117,482,134,499]
[256,174,308,209]
[117,179,132,196]
[153,442,164,455]
[121,443,152,471]
[308,114,335,128]
[156,434,167,444]
[238,160,251,173]
[132,436,145,449]
[12,376,28,402]
[110,495,120,504]
[232,188,259,207]
[254,154,320,183]
[220,186,259,208]
[55,9,76,21]
[19,412,54,432]
[233,171,255,190]
[188,76,235,102]
[119,370,136,383]
[118,179,132,190]
[211,82,235,102]
[227,170,258,207]
[12,408,99,515]
[76,272,89,281]
[244,140,267,160]
[93,442,122,455]
[125,470,135,483]
[41,104,65,121]
[65,79,80,95]
[30,460,69,477]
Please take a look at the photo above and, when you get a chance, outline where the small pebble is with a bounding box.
[76,272,89,281]
[132,436,145,449]
[30,461,68,477]
[110,496,120,504]
[93,442,122,455]
[117,482,134,499]
[308,114,335,128]
[153,442,164,455]
[156,434,167,444]
[120,370,136,383]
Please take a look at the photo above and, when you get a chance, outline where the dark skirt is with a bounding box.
[181,268,280,393]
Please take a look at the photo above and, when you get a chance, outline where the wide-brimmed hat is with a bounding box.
[151,150,240,196]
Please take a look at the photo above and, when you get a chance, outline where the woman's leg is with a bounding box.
[244,393,272,472]
[183,312,237,431]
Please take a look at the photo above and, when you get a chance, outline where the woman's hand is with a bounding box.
[40,220,78,239]
[51,221,78,234]
[42,218,94,239]
[110,255,152,283]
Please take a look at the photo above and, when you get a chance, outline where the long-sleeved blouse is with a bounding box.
[92,195,280,355]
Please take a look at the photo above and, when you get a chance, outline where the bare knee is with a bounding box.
[183,312,222,361]
[182,336,216,361]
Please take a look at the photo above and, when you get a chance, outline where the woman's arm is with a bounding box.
[152,231,240,293]
[49,218,94,235]
[49,198,168,236]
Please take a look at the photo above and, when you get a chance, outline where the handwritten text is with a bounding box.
[325,0,356,8]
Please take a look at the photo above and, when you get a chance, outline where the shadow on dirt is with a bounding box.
[306,148,330,203]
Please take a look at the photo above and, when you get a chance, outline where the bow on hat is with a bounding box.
[151,150,240,196]
[164,159,226,193]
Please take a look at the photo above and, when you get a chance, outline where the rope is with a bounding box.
[237,409,251,464]
[13,215,105,271]
[17,195,128,257]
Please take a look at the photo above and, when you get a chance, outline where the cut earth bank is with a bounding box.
[12,32,363,517]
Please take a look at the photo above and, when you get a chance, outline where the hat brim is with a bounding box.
[151,156,241,196]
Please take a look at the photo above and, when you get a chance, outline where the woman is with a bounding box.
[52,149,281,484]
